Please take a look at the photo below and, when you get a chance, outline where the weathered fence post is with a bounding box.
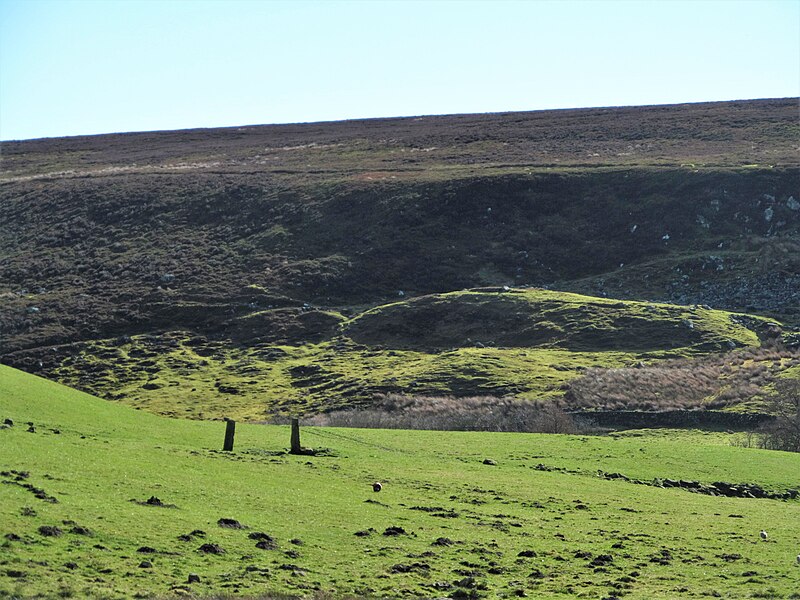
[223,418,236,452]
[290,418,302,455]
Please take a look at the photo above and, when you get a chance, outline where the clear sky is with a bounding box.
[1,0,798,141]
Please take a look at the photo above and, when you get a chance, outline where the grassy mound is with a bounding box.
[1,365,800,599]
[343,289,764,352]
[35,290,782,420]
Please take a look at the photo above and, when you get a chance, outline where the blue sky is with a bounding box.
[1,0,798,140]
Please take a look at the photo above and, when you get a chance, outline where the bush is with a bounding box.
[564,347,800,412]
[759,379,800,452]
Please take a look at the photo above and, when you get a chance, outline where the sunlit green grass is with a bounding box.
[1,365,799,599]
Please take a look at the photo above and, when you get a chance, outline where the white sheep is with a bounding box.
[760,530,768,541]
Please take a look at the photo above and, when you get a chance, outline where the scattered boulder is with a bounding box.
[390,562,430,574]
[528,569,544,579]
[354,529,374,537]
[217,385,240,395]
[177,529,206,541]
[277,563,307,576]
[590,554,614,567]
[483,459,497,466]
[717,553,743,562]
[132,495,177,509]
[650,549,672,565]
[187,573,201,583]
[383,526,407,536]
[250,532,278,550]
[432,537,455,547]
[198,543,225,555]
[217,518,247,529]
[37,525,62,537]
[5,570,26,579]
[138,561,153,569]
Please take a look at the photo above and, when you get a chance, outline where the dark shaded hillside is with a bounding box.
[1,98,798,417]
[1,168,798,355]
[344,290,765,353]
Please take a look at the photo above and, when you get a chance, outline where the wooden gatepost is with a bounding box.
[290,417,302,455]
[222,418,236,451]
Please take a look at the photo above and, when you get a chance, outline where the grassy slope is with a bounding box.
[343,289,763,352]
[44,289,777,420]
[2,365,800,599]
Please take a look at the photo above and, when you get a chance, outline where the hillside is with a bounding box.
[15,288,786,421]
[1,365,799,599]
[1,98,799,418]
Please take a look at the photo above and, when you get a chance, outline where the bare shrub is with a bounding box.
[728,379,800,452]
[305,394,584,434]
[730,430,760,449]
[758,379,800,452]
[565,347,800,412]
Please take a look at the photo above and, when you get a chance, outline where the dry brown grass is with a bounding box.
[564,346,800,412]
[306,393,582,434]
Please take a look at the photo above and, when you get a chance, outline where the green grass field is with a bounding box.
[1,364,799,599]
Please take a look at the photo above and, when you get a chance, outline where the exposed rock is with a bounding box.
[249,532,278,550]
[37,525,62,537]
[217,518,247,529]
[390,562,430,574]
[432,537,455,546]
